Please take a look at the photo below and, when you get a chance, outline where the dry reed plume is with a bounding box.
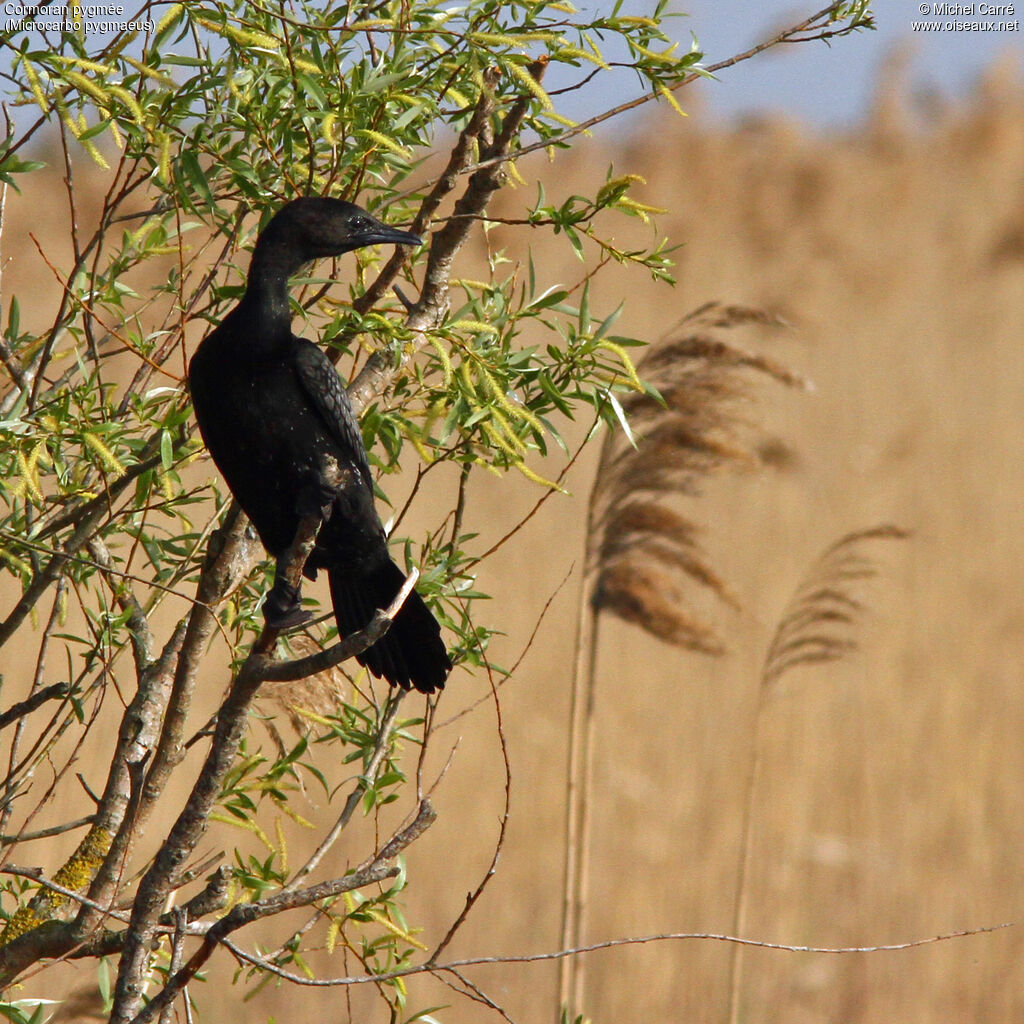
[728,524,909,1024]
[589,303,803,653]
[561,302,802,1014]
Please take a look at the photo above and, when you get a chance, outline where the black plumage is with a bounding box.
[189,198,451,693]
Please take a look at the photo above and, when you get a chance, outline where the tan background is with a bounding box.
[4,59,1024,1023]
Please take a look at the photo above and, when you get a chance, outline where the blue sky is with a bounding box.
[633,1,1023,128]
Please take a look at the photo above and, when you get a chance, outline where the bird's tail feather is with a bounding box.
[328,560,451,694]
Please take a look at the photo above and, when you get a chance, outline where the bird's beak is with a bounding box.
[356,224,423,249]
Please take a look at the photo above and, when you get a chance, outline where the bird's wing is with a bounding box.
[292,337,373,488]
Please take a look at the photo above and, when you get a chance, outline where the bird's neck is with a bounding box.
[237,244,304,345]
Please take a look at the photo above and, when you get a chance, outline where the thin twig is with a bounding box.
[0,815,94,846]
[283,693,405,892]
[203,920,1016,989]
[429,604,511,964]
[0,682,69,732]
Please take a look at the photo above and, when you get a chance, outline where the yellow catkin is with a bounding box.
[107,84,146,127]
[630,40,680,64]
[423,397,445,440]
[289,56,320,75]
[477,365,545,434]
[155,2,183,35]
[488,407,528,453]
[657,83,689,120]
[602,172,646,194]
[270,795,313,829]
[409,433,434,465]
[123,56,175,88]
[546,111,585,132]
[553,44,610,71]
[105,30,137,61]
[457,359,477,396]
[275,818,288,875]
[289,706,336,728]
[62,70,110,105]
[191,16,280,50]
[321,112,338,145]
[468,30,558,46]
[52,55,113,75]
[365,908,429,951]
[0,547,32,576]
[82,433,126,476]
[224,24,281,50]
[480,420,519,458]
[81,138,110,170]
[358,129,412,159]
[444,84,470,108]
[596,340,644,390]
[16,449,43,503]
[107,118,124,150]
[424,334,453,387]
[156,130,172,184]
[505,60,553,109]
[506,159,527,186]
[615,197,667,222]
[514,460,565,491]
[583,32,609,68]
[21,56,50,113]
[158,470,175,503]
[326,916,342,954]
[29,440,51,473]
[450,319,497,335]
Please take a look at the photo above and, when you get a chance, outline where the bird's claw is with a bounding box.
[296,480,337,520]
[264,580,311,630]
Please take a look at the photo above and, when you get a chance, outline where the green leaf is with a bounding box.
[6,297,19,340]
[179,150,215,209]
[160,429,173,471]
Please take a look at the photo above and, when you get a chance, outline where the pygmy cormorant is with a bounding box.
[189,197,451,693]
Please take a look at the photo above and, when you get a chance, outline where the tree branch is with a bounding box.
[346,58,547,416]
[0,682,69,731]
[129,799,437,1024]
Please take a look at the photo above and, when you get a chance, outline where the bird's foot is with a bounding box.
[264,580,311,630]
[296,480,338,521]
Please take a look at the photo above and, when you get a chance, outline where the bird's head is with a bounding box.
[256,197,422,268]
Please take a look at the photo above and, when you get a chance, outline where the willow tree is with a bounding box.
[0,3,873,1021]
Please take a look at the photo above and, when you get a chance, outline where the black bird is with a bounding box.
[189,197,451,693]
